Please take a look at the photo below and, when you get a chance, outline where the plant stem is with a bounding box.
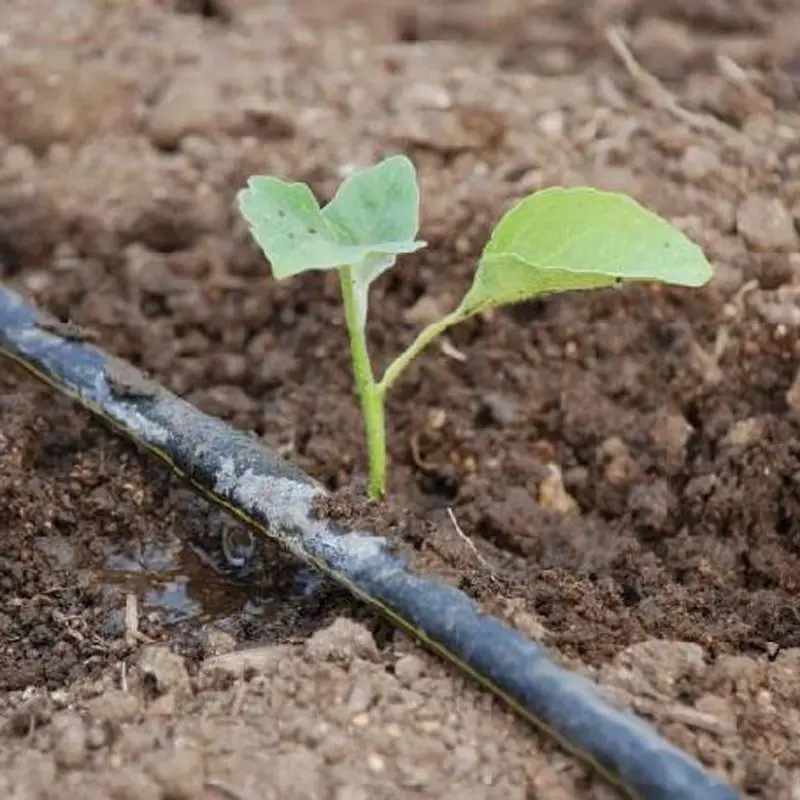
[377,309,464,397]
[339,266,386,500]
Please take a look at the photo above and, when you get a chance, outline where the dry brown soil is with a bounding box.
[2,0,800,797]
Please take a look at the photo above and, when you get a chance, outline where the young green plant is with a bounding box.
[238,155,712,500]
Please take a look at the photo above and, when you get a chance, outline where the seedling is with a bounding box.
[238,155,712,499]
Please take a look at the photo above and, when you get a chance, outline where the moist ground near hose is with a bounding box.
[0,284,738,800]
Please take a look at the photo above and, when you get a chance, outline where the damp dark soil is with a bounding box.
[1,0,800,797]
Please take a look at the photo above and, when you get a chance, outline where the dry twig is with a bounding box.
[605,26,754,151]
[446,506,495,576]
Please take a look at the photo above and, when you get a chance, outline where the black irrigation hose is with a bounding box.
[0,284,737,800]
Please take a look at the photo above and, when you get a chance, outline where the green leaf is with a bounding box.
[237,178,348,278]
[323,155,426,287]
[458,187,713,317]
[237,156,425,282]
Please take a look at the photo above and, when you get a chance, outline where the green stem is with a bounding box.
[377,309,464,397]
[339,266,386,500]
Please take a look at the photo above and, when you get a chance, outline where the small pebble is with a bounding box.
[449,744,480,777]
[137,646,191,697]
[680,145,720,182]
[599,437,639,487]
[200,628,237,659]
[85,723,111,750]
[394,654,426,687]
[84,690,141,723]
[628,480,674,530]
[144,746,204,797]
[52,712,87,769]
[304,618,379,664]
[200,645,289,680]
[367,753,386,774]
[632,17,695,81]
[650,412,693,463]
[346,681,375,714]
[538,464,579,514]
[720,417,767,452]
[786,368,800,412]
[477,392,518,426]
[737,194,798,252]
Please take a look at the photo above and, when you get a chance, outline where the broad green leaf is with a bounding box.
[323,155,426,287]
[237,156,425,282]
[458,186,713,317]
[238,178,349,278]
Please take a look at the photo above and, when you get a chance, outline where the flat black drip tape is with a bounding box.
[0,285,739,800]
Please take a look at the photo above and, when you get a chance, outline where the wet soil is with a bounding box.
[2,0,800,797]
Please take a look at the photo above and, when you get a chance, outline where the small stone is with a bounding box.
[786,369,800,413]
[683,474,717,503]
[632,18,696,81]
[680,145,720,182]
[650,412,693,463]
[628,480,674,530]
[346,680,375,714]
[100,768,162,800]
[49,689,70,710]
[737,194,798,252]
[7,697,52,736]
[428,408,447,430]
[393,83,453,111]
[146,692,177,717]
[52,712,87,769]
[598,437,639,487]
[85,723,112,750]
[304,618,379,664]
[537,464,579,514]
[750,287,800,327]
[394,654,426,687]
[137,646,191,697]
[612,640,707,695]
[603,453,638,486]
[562,466,589,492]
[147,71,222,149]
[2,144,36,175]
[537,110,565,139]
[144,746,204,797]
[118,727,161,758]
[200,628,237,659]
[720,417,767,451]
[449,744,480,777]
[367,753,386,774]
[477,392,518,426]
[694,694,737,734]
[84,690,141,723]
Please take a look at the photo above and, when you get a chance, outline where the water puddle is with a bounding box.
[32,500,341,644]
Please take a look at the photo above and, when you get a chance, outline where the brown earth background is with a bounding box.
[2,0,800,797]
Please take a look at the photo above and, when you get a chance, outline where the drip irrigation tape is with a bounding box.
[0,284,738,800]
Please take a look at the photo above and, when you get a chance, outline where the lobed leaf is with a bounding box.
[237,156,425,283]
[324,155,425,286]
